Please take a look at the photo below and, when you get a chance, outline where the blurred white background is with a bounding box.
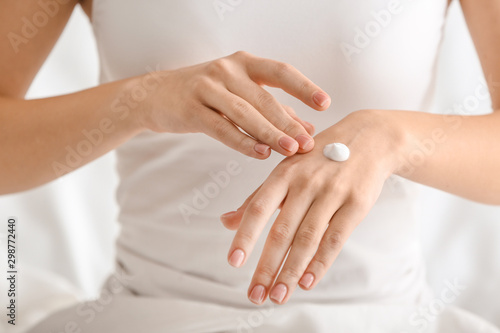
[0,2,499,332]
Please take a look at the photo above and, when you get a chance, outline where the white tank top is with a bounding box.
[92,0,446,306]
[27,1,500,332]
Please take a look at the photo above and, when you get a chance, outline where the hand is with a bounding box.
[141,51,330,158]
[220,109,405,304]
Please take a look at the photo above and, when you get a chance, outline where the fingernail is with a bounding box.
[299,273,314,289]
[254,143,270,155]
[228,249,245,267]
[295,135,314,151]
[270,283,287,303]
[249,285,266,304]
[313,92,330,107]
[279,136,299,153]
[221,211,236,219]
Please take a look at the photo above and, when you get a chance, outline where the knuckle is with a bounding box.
[258,126,278,143]
[274,62,293,79]
[312,255,330,272]
[288,180,307,194]
[323,230,344,252]
[348,189,373,210]
[232,50,250,59]
[268,223,293,245]
[281,121,302,135]
[192,75,214,92]
[236,134,252,152]
[236,229,254,245]
[229,100,250,117]
[300,175,323,194]
[273,165,290,180]
[256,92,277,111]
[211,118,230,139]
[330,178,347,195]
[281,104,295,115]
[295,225,320,247]
[275,160,299,179]
[206,58,230,76]
[255,263,276,280]
[247,199,268,217]
[281,266,303,280]
[298,80,314,93]
[184,100,202,114]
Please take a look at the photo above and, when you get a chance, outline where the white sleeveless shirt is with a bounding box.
[29,1,500,332]
[95,0,443,304]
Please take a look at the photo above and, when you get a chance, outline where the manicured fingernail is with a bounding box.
[295,135,314,151]
[220,211,236,220]
[228,249,245,267]
[249,285,265,304]
[299,273,314,289]
[279,136,299,152]
[270,283,287,303]
[313,92,330,107]
[254,143,270,155]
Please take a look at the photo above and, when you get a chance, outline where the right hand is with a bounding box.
[141,51,331,158]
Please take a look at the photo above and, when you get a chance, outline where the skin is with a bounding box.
[221,0,500,305]
[2,0,498,308]
[0,0,330,194]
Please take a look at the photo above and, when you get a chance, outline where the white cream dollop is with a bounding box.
[323,143,350,162]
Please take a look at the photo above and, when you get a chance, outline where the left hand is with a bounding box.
[220,109,406,305]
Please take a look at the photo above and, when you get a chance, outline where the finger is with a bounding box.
[221,183,287,231]
[268,195,339,304]
[247,193,313,304]
[245,55,331,110]
[298,204,363,291]
[227,176,288,268]
[220,184,263,230]
[197,106,271,159]
[227,79,314,152]
[281,105,315,136]
[201,86,300,156]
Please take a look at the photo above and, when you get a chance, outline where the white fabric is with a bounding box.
[28,0,497,331]
[103,0,443,306]
[1,0,495,331]
[0,266,82,333]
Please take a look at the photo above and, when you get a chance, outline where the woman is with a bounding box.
[1,0,499,331]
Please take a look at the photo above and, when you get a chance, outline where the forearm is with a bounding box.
[0,75,148,194]
[389,109,500,204]
[0,51,333,194]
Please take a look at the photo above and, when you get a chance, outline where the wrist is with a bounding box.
[118,70,169,133]
[315,109,409,178]
[372,109,411,177]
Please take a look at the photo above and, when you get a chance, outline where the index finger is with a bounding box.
[245,55,331,111]
[227,177,289,268]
